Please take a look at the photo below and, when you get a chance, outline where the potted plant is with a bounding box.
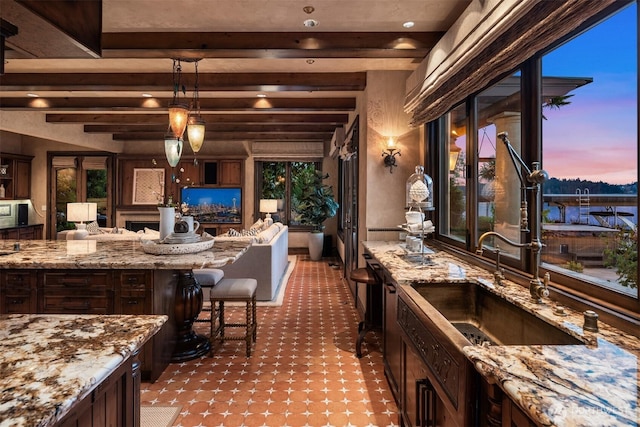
[296,170,339,260]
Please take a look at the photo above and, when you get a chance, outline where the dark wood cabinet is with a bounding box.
[0,224,43,240]
[383,269,402,400]
[40,271,113,314]
[219,160,242,186]
[0,153,33,200]
[1,268,175,382]
[0,270,37,314]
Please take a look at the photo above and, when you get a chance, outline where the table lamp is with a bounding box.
[67,202,97,238]
[259,199,278,226]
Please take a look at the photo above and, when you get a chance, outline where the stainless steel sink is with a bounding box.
[410,282,583,346]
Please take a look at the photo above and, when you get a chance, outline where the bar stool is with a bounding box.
[210,278,257,357]
[350,267,380,358]
[192,269,225,324]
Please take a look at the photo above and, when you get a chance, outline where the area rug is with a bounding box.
[140,405,181,427]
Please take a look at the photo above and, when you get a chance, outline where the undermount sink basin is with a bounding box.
[410,282,583,347]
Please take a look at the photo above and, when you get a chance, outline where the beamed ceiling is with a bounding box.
[0,0,471,147]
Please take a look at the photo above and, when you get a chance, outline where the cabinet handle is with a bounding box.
[9,298,25,305]
[126,276,139,283]
[127,299,139,305]
[59,278,89,287]
[416,379,436,427]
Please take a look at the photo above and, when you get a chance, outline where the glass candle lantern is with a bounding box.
[406,165,434,210]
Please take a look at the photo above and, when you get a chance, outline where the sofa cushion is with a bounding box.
[256,223,281,243]
[85,221,100,234]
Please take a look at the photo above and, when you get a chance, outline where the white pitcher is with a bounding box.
[158,206,176,240]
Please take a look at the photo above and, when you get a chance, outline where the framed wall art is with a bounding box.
[132,168,165,205]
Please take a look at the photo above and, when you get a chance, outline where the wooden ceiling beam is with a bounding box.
[112,132,333,141]
[101,32,442,59]
[0,72,366,91]
[46,113,349,124]
[85,123,339,133]
[0,97,356,111]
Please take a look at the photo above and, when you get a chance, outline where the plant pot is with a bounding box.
[308,231,324,261]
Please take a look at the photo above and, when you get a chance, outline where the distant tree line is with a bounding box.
[543,177,637,195]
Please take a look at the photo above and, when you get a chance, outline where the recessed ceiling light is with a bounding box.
[306,59,315,64]
[256,93,267,98]
[27,93,39,97]
[403,21,415,28]
[142,93,153,98]
[303,19,319,28]
[303,5,315,14]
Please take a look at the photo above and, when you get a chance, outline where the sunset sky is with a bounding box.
[541,2,637,185]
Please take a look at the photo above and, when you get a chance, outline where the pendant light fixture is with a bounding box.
[168,59,189,139]
[164,133,183,167]
[187,59,206,156]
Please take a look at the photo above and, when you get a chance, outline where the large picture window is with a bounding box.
[434,2,638,313]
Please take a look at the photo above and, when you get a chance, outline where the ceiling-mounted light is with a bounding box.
[164,134,183,168]
[168,59,189,139]
[403,21,415,28]
[187,59,205,156]
[303,19,319,27]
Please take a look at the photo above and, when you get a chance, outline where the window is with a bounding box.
[541,3,638,299]
[256,161,320,226]
[434,2,638,312]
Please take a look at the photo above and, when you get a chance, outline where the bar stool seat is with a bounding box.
[210,278,257,357]
[350,267,380,358]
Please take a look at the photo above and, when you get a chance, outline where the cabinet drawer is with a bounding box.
[42,296,110,313]
[43,272,109,291]
[119,272,147,292]
[119,297,147,315]
[3,294,32,313]
[4,271,37,288]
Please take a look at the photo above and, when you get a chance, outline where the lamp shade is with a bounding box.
[168,103,189,138]
[164,135,184,167]
[259,199,278,213]
[187,115,206,153]
[67,202,97,224]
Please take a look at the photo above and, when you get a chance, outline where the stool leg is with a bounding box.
[356,319,372,358]
[219,301,225,340]
[252,294,257,342]
[245,300,251,357]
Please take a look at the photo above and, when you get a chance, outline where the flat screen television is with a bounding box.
[180,187,242,224]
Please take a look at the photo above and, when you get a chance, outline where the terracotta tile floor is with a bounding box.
[141,256,400,427]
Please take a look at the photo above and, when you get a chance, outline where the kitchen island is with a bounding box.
[363,241,639,427]
[0,238,251,380]
[0,314,166,427]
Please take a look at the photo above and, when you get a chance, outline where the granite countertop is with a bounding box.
[363,241,640,427]
[0,314,167,427]
[0,239,251,270]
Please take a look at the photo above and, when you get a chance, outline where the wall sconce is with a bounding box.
[382,137,401,173]
[449,137,462,172]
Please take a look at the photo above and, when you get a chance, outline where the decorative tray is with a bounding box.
[140,235,214,255]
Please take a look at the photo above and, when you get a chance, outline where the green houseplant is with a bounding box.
[296,170,339,260]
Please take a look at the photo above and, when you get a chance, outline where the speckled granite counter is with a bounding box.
[0,314,167,427]
[363,241,640,427]
[0,239,250,270]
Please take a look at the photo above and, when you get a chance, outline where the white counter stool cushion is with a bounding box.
[210,278,257,357]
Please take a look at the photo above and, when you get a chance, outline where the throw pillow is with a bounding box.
[228,228,241,237]
[250,218,264,231]
[85,221,100,234]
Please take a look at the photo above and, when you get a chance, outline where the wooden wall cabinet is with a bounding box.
[219,160,242,186]
[0,224,43,240]
[0,153,33,200]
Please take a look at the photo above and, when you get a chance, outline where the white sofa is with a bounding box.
[215,223,289,301]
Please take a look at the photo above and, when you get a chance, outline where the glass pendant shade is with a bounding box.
[187,115,206,153]
[168,103,189,138]
[164,135,183,167]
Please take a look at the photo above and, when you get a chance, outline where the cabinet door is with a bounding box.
[41,272,113,314]
[383,272,401,399]
[219,160,242,186]
[178,159,201,186]
[0,271,37,314]
[14,159,31,199]
[116,271,152,315]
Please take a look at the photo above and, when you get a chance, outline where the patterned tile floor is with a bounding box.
[141,256,400,427]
